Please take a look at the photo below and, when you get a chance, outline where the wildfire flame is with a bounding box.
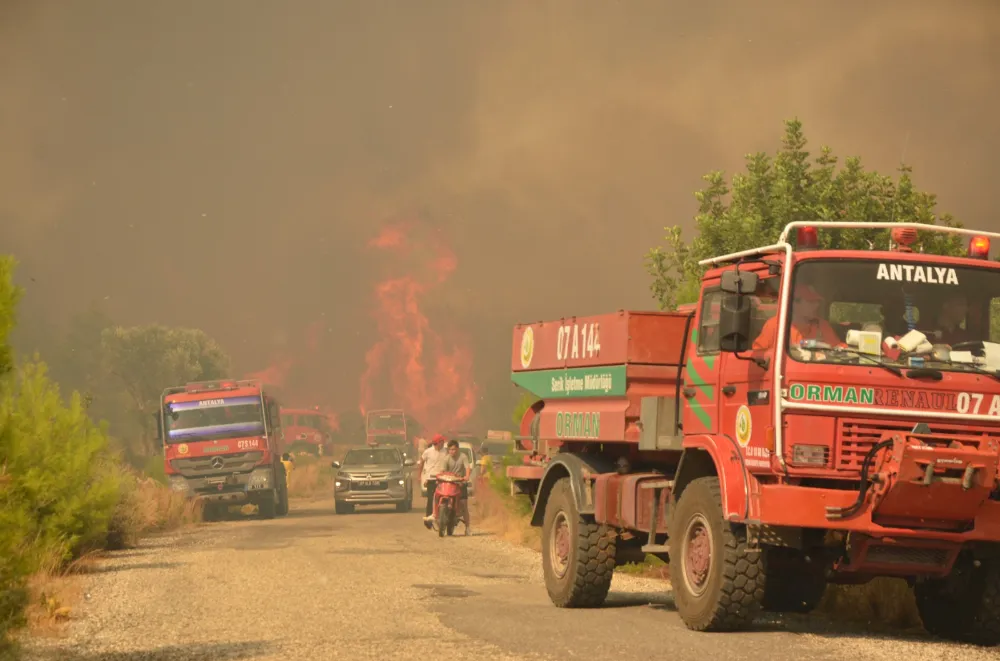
[359,217,477,434]
[245,321,340,431]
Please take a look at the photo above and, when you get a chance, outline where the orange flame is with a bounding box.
[245,320,341,429]
[359,218,477,434]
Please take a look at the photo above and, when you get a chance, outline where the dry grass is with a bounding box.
[471,482,541,551]
[617,554,671,582]
[286,456,336,499]
[105,472,201,550]
[819,578,922,630]
[23,552,99,639]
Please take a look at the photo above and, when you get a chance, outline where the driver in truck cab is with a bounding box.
[930,293,972,346]
[752,283,845,351]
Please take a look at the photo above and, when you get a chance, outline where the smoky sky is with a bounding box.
[2,0,999,428]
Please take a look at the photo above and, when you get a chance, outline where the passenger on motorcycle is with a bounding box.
[442,439,472,532]
[418,433,448,528]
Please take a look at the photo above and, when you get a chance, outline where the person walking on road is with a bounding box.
[417,433,447,528]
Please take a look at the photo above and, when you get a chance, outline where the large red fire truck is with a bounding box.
[156,379,290,521]
[507,221,1000,646]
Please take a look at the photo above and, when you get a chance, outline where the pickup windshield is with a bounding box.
[342,449,400,466]
[165,395,265,443]
[775,259,1000,373]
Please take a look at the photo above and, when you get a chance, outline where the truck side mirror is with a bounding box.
[152,411,163,443]
[719,293,752,353]
[720,269,758,294]
[331,461,341,469]
[403,458,416,467]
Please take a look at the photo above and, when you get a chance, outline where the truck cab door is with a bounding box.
[717,270,780,473]
[682,284,724,435]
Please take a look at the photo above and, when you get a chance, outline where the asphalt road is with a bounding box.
[23,496,995,661]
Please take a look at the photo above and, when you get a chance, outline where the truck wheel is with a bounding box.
[761,547,826,614]
[276,467,290,517]
[541,477,616,608]
[914,557,1000,646]
[396,499,411,513]
[258,496,277,520]
[670,476,765,631]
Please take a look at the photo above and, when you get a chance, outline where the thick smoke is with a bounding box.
[2,1,998,427]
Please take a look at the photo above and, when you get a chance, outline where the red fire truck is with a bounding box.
[507,221,1000,646]
[280,406,336,456]
[366,408,414,460]
[156,379,290,521]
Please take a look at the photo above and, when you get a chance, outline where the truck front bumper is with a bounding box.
[169,467,276,504]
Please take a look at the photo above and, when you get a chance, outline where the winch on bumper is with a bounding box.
[335,470,409,505]
[168,466,275,504]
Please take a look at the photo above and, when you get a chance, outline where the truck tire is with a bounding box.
[914,557,1000,646]
[670,476,765,631]
[541,476,616,608]
[761,547,826,614]
[258,495,277,519]
[276,466,290,517]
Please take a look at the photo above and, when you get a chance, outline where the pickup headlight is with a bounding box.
[335,476,348,490]
[247,468,273,490]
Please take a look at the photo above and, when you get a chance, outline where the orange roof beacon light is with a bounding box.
[890,226,918,252]
[796,226,818,250]
[968,235,991,260]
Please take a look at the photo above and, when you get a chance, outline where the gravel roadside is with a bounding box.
[19,496,998,661]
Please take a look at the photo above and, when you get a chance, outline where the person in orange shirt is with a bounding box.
[753,284,845,351]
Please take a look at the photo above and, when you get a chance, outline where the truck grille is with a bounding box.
[837,418,1000,472]
[170,452,263,477]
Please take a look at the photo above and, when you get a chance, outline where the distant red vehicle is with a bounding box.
[365,409,414,460]
[280,406,336,456]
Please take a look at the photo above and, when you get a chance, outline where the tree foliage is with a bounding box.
[101,324,231,459]
[644,119,965,311]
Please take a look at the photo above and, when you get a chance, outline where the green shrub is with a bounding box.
[0,359,121,564]
[0,356,121,654]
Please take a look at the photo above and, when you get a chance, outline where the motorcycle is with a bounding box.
[431,472,469,537]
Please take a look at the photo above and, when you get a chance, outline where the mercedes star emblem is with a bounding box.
[211,457,224,470]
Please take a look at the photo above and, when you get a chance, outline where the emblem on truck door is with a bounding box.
[520,327,535,368]
[735,405,752,448]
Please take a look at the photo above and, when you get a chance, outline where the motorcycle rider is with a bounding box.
[442,439,472,533]
[417,433,448,528]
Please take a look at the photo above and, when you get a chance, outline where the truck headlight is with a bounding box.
[335,477,348,490]
[169,476,189,492]
[248,468,272,490]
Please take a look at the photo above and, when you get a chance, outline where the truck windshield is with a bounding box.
[342,449,400,466]
[165,395,265,443]
[779,259,1000,373]
[297,414,326,431]
[368,413,404,431]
